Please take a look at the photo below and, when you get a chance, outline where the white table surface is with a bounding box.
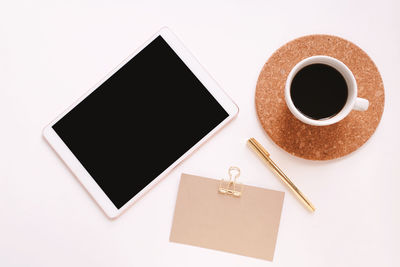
[1,1,399,266]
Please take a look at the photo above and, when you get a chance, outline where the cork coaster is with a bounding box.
[255,35,384,160]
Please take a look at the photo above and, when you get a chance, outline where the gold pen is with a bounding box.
[247,138,315,212]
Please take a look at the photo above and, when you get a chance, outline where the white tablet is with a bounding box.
[43,28,238,218]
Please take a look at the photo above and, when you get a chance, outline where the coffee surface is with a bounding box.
[290,63,348,120]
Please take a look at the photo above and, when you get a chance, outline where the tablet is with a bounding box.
[43,28,238,218]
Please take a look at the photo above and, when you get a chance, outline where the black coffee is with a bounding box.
[290,63,348,120]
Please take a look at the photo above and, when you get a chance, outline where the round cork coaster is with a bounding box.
[255,35,384,160]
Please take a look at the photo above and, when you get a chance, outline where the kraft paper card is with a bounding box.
[169,173,285,261]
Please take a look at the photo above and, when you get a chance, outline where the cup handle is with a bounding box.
[353,97,369,111]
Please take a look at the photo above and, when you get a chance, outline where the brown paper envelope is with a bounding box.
[169,173,285,261]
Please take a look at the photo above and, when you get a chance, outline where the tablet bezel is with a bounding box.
[43,27,238,218]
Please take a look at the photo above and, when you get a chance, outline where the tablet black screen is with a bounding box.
[53,36,229,209]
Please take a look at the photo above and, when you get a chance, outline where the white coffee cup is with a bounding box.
[285,55,369,126]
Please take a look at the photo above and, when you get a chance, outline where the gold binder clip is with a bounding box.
[218,167,242,197]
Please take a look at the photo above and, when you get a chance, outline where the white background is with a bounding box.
[1,1,399,266]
